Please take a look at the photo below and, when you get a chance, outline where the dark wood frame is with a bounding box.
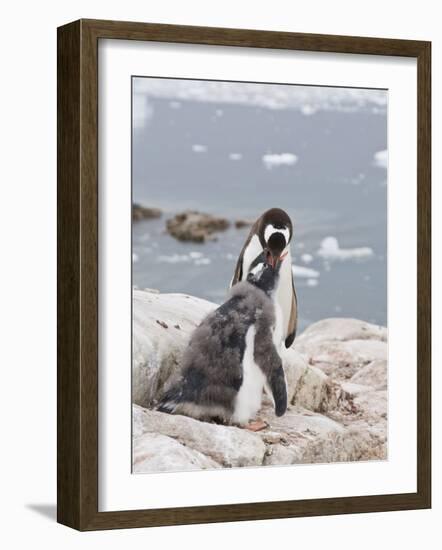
[57,18,431,531]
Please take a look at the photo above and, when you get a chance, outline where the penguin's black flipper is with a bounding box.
[269,365,288,417]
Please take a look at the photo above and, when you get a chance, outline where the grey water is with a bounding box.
[132,95,387,332]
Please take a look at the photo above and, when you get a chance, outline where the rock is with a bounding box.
[281,348,309,404]
[132,291,388,472]
[133,290,340,413]
[340,382,373,396]
[350,359,387,390]
[262,406,358,465]
[133,433,220,473]
[235,218,254,229]
[263,404,386,465]
[132,290,215,407]
[132,203,162,221]
[303,339,387,381]
[134,405,266,468]
[166,211,230,242]
[354,389,387,420]
[296,318,387,346]
[291,362,344,412]
[295,318,387,381]
[281,348,345,412]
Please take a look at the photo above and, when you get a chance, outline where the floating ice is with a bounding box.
[195,258,211,266]
[301,253,313,264]
[169,101,181,109]
[318,237,373,260]
[132,78,387,115]
[192,144,207,153]
[229,153,242,161]
[132,253,139,263]
[157,254,191,264]
[373,150,388,169]
[132,96,154,128]
[292,265,320,279]
[301,104,317,116]
[262,153,298,169]
[306,278,319,287]
[189,251,203,259]
[350,173,366,185]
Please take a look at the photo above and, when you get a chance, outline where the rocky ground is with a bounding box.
[132,289,387,473]
[165,211,230,242]
[132,203,254,241]
[132,203,162,221]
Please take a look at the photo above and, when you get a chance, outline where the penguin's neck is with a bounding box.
[256,277,279,296]
[243,235,264,278]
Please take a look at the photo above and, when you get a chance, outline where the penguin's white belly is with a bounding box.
[275,253,293,341]
[233,325,266,425]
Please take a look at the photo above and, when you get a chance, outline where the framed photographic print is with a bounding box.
[57,19,431,530]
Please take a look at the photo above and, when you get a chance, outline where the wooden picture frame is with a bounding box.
[57,18,431,531]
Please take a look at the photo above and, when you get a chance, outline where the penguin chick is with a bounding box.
[157,253,287,426]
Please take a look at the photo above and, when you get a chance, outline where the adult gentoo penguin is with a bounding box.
[157,252,287,430]
[231,207,298,348]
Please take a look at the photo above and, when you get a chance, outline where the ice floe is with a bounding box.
[373,149,388,169]
[350,173,366,185]
[292,265,320,279]
[192,144,207,153]
[301,253,313,264]
[317,237,373,260]
[301,104,317,116]
[229,153,242,161]
[156,252,211,266]
[132,96,154,128]
[133,78,387,115]
[262,152,298,169]
[157,254,191,264]
[195,258,211,266]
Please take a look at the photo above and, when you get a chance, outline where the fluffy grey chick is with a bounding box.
[157,251,288,428]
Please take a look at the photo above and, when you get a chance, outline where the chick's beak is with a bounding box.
[266,249,288,268]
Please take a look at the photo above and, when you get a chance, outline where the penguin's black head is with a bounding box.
[266,232,286,267]
[257,208,293,268]
[246,251,281,294]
